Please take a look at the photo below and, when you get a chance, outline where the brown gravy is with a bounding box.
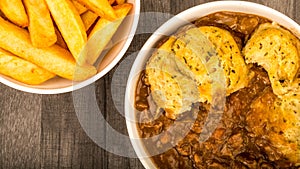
[134,12,300,169]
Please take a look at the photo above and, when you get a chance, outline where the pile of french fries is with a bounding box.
[0,0,132,85]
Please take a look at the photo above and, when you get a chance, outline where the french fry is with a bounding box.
[86,3,132,65]
[0,17,97,81]
[109,0,116,5]
[23,0,57,48]
[45,0,88,66]
[0,10,5,19]
[116,0,125,5]
[81,11,99,31]
[0,0,29,27]
[54,27,68,49]
[75,0,117,21]
[0,48,55,85]
[72,0,88,14]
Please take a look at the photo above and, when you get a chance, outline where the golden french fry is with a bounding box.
[81,10,99,31]
[0,17,96,81]
[72,0,88,14]
[23,0,57,48]
[116,0,125,5]
[0,10,5,19]
[45,0,88,66]
[54,27,68,49]
[109,0,116,5]
[86,3,132,64]
[0,48,55,85]
[75,0,117,21]
[0,0,28,27]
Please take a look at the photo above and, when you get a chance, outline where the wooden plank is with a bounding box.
[294,0,300,23]
[171,0,214,14]
[105,71,133,168]
[41,79,107,169]
[0,84,41,169]
[134,0,172,37]
[104,72,145,168]
[258,0,296,19]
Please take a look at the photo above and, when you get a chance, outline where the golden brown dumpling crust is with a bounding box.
[243,23,300,96]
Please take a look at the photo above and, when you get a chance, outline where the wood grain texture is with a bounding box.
[0,84,41,169]
[41,80,107,169]
[295,0,300,23]
[0,0,298,169]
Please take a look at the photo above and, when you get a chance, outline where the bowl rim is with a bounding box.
[0,0,141,94]
[125,1,300,169]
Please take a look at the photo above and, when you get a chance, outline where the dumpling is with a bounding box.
[145,37,200,118]
[145,26,252,117]
[198,26,252,96]
[246,87,300,163]
[243,23,300,96]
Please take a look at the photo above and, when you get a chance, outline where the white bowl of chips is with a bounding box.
[0,0,140,94]
[125,1,300,169]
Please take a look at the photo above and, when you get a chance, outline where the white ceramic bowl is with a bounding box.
[125,1,300,169]
[0,0,140,94]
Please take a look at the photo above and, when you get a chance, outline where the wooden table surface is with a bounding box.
[0,0,298,168]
